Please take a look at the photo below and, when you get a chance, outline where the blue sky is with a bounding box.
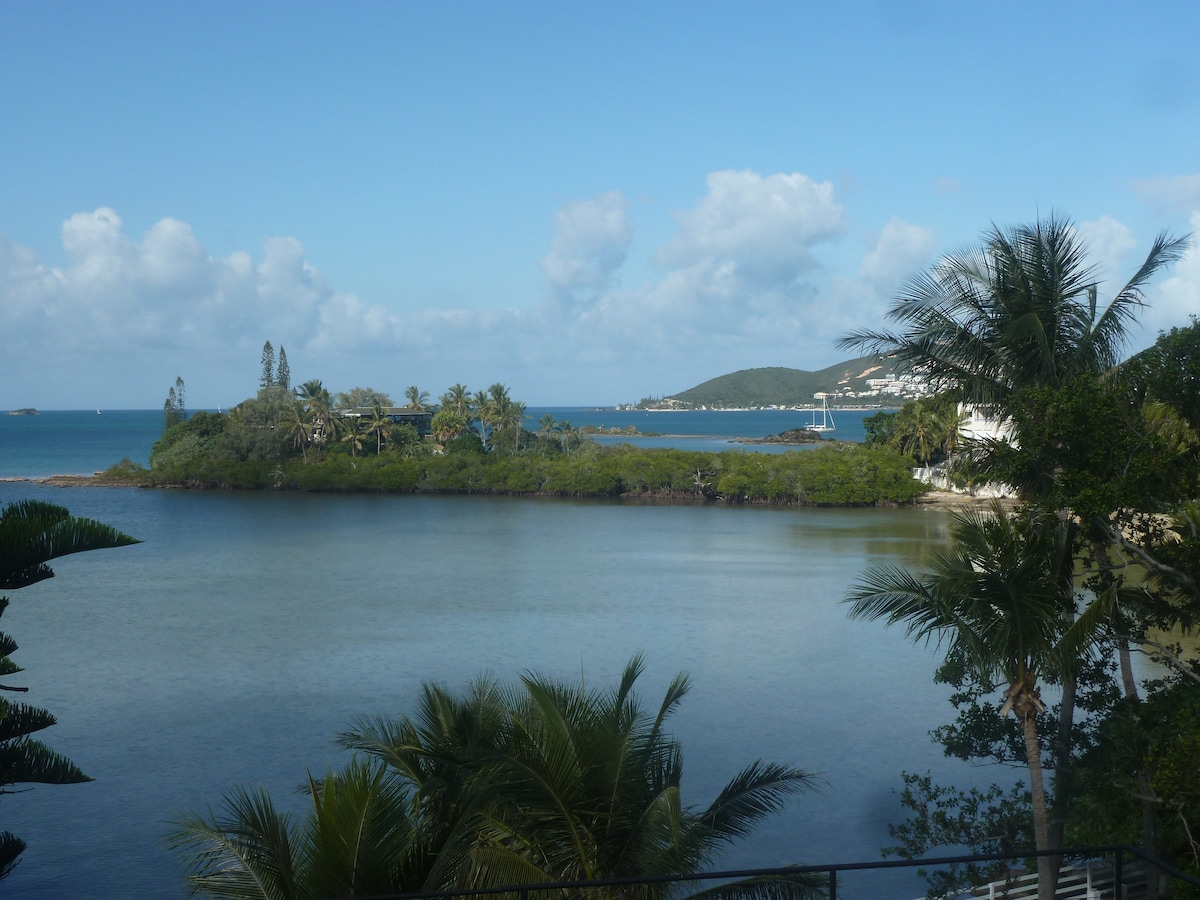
[3,1,1199,409]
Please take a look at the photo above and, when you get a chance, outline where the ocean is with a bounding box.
[0,408,990,900]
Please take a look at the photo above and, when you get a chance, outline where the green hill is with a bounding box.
[656,355,900,408]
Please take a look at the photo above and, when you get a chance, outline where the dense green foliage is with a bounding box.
[142,367,926,506]
[861,394,963,466]
[666,355,893,408]
[171,657,826,900]
[142,439,925,505]
[0,501,139,879]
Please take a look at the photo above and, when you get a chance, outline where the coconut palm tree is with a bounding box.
[472,390,493,444]
[405,385,431,412]
[556,418,576,451]
[340,418,365,456]
[295,380,335,455]
[507,400,527,451]
[365,404,392,455]
[169,759,452,899]
[280,400,313,463]
[440,383,473,420]
[343,655,825,900]
[839,214,1189,410]
[845,503,1089,900]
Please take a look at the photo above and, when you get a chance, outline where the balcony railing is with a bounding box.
[348,845,1200,900]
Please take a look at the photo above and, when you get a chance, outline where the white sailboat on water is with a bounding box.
[808,395,835,432]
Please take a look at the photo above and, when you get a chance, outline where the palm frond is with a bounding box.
[302,760,425,898]
[683,870,829,900]
[697,761,819,846]
[166,786,301,900]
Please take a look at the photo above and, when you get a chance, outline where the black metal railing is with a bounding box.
[349,844,1200,900]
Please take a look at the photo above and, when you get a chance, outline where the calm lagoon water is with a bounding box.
[0,410,983,900]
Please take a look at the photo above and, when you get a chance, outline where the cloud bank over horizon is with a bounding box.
[2,169,1197,409]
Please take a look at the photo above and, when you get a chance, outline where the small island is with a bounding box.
[733,428,826,445]
[7,408,39,416]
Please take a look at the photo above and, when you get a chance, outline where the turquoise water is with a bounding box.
[0,415,975,900]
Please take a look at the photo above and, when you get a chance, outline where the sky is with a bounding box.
[2,1,1200,410]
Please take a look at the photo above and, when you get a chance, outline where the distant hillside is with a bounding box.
[654,355,907,408]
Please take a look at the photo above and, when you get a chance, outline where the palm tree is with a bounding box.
[839,214,1189,410]
[556,418,576,451]
[340,418,365,456]
[365,404,392,455]
[280,400,313,463]
[0,501,139,878]
[487,382,510,410]
[472,390,493,444]
[405,385,431,412]
[169,759,449,899]
[845,503,1087,900]
[343,655,825,900]
[508,400,527,450]
[440,383,473,420]
[296,379,334,455]
[897,399,952,467]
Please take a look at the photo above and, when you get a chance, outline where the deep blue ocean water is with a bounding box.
[0,410,991,900]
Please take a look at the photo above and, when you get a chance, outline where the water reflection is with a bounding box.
[2,484,969,900]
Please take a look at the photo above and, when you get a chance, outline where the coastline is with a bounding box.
[5,472,1010,512]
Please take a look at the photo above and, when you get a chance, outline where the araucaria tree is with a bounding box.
[163,376,186,431]
[259,341,275,391]
[275,346,290,393]
[0,501,139,878]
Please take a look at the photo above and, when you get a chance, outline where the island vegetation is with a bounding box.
[99,347,928,506]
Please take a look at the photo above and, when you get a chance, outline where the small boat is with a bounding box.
[808,396,835,432]
[97,409,101,415]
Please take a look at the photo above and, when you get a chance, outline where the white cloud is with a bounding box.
[858,218,935,288]
[0,176,933,405]
[541,191,632,307]
[1132,173,1200,212]
[0,209,399,360]
[1077,215,1137,283]
[655,170,845,286]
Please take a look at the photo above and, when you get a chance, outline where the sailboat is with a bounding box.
[808,396,835,432]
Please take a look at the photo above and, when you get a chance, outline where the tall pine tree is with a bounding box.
[275,346,290,393]
[162,377,186,431]
[259,341,275,391]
